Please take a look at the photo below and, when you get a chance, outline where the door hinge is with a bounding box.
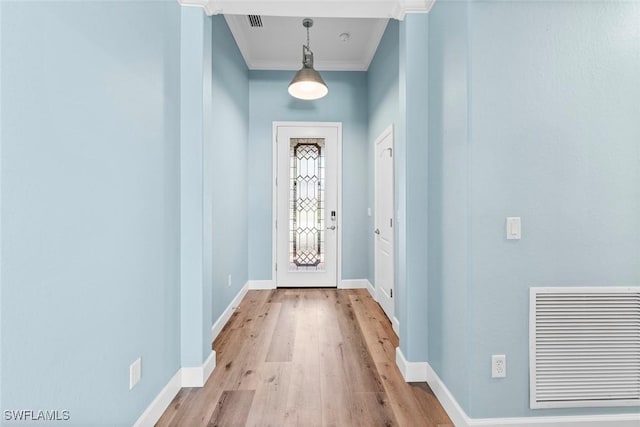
[390,218,393,227]
[390,289,393,298]
[275,263,278,272]
[389,148,393,157]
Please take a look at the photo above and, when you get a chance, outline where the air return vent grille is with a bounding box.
[247,15,263,28]
[530,287,640,409]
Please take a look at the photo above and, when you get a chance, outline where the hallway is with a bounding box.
[156,289,452,426]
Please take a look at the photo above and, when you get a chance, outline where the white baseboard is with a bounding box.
[392,316,400,336]
[467,415,640,427]
[339,279,370,289]
[133,370,182,427]
[366,280,375,298]
[201,349,216,384]
[211,281,249,342]
[424,362,640,427]
[135,350,217,426]
[424,362,470,427]
[248,279,275,290]
[395,347,428,382]
[181,350,216,387]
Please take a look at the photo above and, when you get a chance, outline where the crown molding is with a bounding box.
[245,60,371,72]
[178,0,435,19]
[177,0,220,16]
[393,0,436,19]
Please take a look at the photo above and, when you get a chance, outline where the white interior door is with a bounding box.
[375,126,395,321]
[275,123,340,287]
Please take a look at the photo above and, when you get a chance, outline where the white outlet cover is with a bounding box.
[492,354,506,378]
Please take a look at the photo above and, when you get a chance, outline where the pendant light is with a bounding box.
[288,18,328,100]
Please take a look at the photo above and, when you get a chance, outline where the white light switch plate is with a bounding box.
[506,217,521,240]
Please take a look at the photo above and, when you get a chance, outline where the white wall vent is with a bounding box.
[530,287,640,409]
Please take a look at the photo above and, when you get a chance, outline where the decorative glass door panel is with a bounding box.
[276,124,339,288]
[289,138,325,271]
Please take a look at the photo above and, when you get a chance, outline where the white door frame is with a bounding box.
[374,124,395,323]
[272,121,342,287]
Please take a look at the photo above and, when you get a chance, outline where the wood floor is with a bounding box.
[156,289,453,427]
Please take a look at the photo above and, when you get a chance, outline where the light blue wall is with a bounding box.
[367,19,399,290]
[202,12,214,361]
[181,10,249,366]
[3,1,637,423]
[400,14,429,363]
[1,1,181,424]
[0,1,4,413]
[180,6,208,367]
[427,0,640,418]
[209,15,249,328]
[466,0,640,418]
[368,18,430,363]
[248,71,369,281]
[427,0,472,412]
[368,20,400,147]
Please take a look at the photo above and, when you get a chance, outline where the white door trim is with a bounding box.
[272,121,342,287]
[374,124,395,320]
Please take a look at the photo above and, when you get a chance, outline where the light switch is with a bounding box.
[506,217,521,240]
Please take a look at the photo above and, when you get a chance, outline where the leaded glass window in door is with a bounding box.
[289,138,325,272]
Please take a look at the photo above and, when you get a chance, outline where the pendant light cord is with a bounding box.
[300,19,315,69]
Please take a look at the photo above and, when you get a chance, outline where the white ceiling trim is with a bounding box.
[246,60,369,72]
[178,0,435,20]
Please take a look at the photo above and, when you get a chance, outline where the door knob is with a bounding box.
[326,225,336,230]
[374,228,380,235]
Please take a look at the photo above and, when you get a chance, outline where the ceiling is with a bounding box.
[179,1,435,70]
[224,15,389,71]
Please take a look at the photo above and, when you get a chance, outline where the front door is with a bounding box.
[375,125,395,322]
[275,123,340,287]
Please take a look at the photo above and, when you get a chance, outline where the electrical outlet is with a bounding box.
[129,357,142,389]
[227,274,232,287]
[492,354,506,378]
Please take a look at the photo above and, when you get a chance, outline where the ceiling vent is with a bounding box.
[247,15,263,28]
[530,287,640,409]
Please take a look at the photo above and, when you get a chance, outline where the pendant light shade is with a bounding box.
[288,19,328,100]
[288,51,328,100]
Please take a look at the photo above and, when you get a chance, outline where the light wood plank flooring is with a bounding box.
[156,289,453,427]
